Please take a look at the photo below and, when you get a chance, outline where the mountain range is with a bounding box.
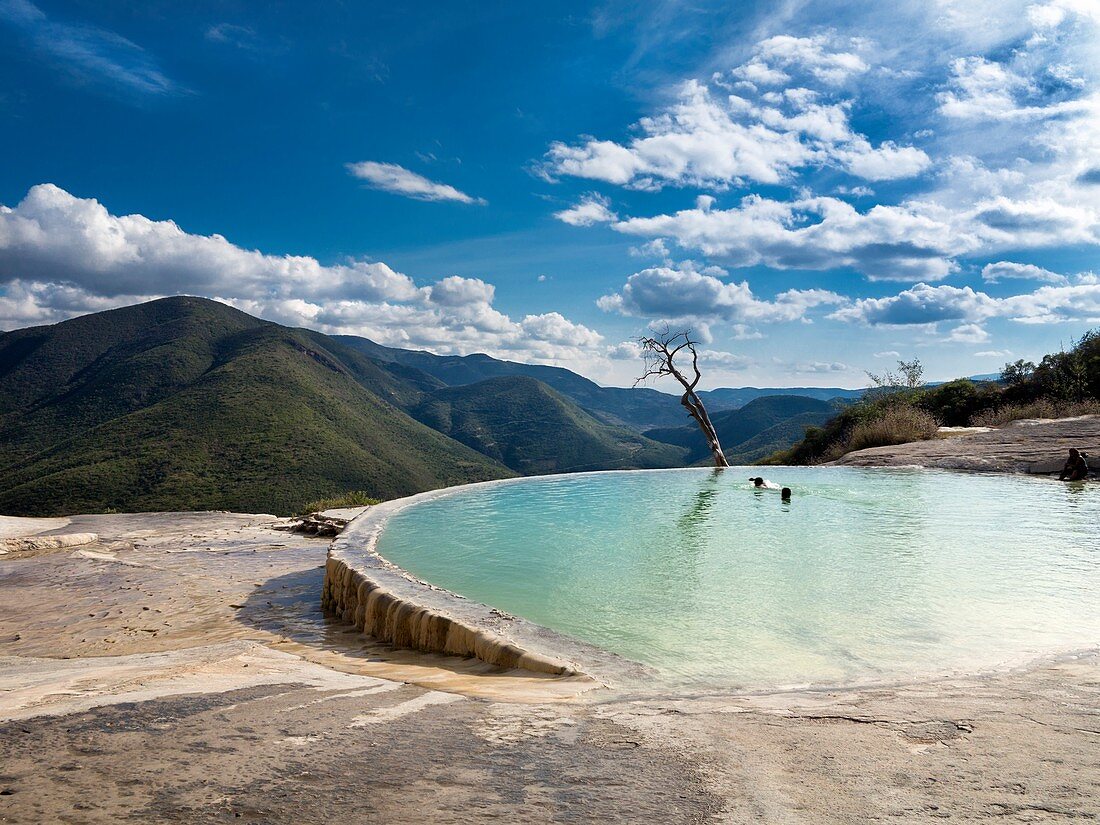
[643,395,843,465]
[0,297,861,515]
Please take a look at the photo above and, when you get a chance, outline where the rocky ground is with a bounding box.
[2,495,1099,822]
[834,415,1100,473]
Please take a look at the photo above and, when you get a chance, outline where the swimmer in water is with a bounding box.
[749,476,781,490]
[781,487,792,502]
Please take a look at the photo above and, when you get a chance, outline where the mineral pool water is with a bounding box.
[375,467,1100,690]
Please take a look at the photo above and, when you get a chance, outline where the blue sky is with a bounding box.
[1,0,1099,389]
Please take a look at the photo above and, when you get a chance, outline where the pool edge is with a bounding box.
[322,476,617,679]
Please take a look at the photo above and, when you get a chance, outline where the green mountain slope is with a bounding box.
[0,298,510,515]
[644,395,839,464]
[410,376,687,474]
[335,335,691,430]
[335,335,864,427]
[697,386,863,408]
[722,411,838,465]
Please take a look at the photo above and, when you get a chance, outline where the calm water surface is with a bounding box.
[376,468,1100,689]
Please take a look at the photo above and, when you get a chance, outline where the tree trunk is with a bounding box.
[681,389,729,467]
[637,330,731,469]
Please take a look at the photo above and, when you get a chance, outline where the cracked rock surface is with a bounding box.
[2,510,1099,823]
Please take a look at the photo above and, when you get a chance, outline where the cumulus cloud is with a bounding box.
[947,323,991,343]
[937,55,1093,121]
[0,184,605,366]
[553,193,618,226]
[346,161,485,204]
[597,262,845,326]
[831,280,1100,327]
[542,6,1100,287]
[699,349,753,370]
[541,71,929,190]
[609,172,1100,281]
[607,340,643,360]
[611,195,964,281]
[774,358,852,374]
[981,261,1068,284]
[732,35,869,87]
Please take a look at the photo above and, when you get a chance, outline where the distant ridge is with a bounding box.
[0,297,511,515]
[0,297,688,515]
[0,296,870,515]
[335,335,865,425]
[410,375,685,474]
[643,395,841,464]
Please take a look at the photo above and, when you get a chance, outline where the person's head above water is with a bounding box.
[781,487,792,501]
[750,477,764,487]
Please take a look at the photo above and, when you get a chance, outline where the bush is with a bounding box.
[764,399,940,464]
[770,332,1100,466]
[913,379,1000,426]
[971,398,1100,427]
[999,329,1100,403]
[297,490,381,515]
[844,405,940,452]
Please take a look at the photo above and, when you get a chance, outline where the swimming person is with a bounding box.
[1059,448,1089,481]
[749,476,781,490]
[781,487,792,502]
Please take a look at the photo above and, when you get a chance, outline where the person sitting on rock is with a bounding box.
[1059,448,1089,481]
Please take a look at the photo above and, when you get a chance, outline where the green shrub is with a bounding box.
[971,398,1100,427]
[845,405,940,452]
[297,491,381,515]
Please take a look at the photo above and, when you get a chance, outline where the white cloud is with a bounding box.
[612,194,963,281]
[775,358,852,374]
[836,185,875,197]
[831,280,1100,327]
[607,340,642,360]
[346,161,485,204]
[981,260,1068,283]
[542,71,929,190]
[544,7,1100,285]
[629,238,671,260]
[937,57,1035,120]
[874,350,902,357]
[0,184,608,367]
[428,275,495,307]
[975,349,1013,357]
[733,35,869,87]
[830,283,999,325]
[597,262,845,326]
[947,323,991,343]
[840,141,933,181]
[699,349,753,370]
[609,166,1100,281]
[553,193,618,226]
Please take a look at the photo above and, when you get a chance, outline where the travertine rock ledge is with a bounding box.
[322,481,632,680]
[0,532,98,554]
[833,415,1100,473]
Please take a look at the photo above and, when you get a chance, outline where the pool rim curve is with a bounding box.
[322,466,1100,694]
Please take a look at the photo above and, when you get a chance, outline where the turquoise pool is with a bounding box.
[376,468,1100,689]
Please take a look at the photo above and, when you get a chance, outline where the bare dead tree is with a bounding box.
[636,329,729,468]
